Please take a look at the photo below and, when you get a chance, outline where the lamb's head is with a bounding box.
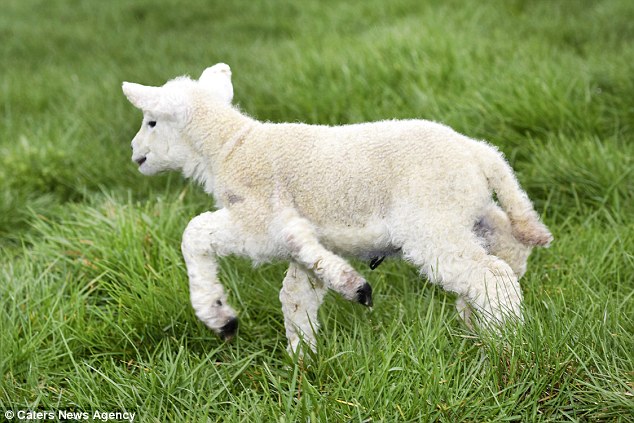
[122,63,234,175]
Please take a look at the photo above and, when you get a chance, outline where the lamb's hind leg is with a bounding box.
[273,209,373,307]
[457,203,534,328]
[280,262,327,355]
[181,209,245,339]
[403,227,523,329]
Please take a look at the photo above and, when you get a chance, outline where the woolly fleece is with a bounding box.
[122,64,552,354]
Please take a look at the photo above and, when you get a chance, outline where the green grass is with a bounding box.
[1,0,633,421]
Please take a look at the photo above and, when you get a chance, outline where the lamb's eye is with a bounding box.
[148,120,156,128]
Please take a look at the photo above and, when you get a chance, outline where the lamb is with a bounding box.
[122,63,552,354]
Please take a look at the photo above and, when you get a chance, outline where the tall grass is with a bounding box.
[1,0,633,421]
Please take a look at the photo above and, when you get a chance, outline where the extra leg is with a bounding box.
[181,209,244,339]
[474,202,532,278]
[273,209,372,306]
[279,262,327,355]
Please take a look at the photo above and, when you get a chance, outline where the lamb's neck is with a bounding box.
[182,153,215,195]
[184,103,256,195]
[188,103,252,152]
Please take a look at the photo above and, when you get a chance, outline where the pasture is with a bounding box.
[1,0,632,421]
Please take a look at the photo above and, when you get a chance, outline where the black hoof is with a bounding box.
[369,256,385,270]
[218,317,239,340]
[356,282,373,307]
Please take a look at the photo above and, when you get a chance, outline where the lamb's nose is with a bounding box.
[135,156,147,166]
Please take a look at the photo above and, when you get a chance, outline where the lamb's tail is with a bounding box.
[478,144,553,247]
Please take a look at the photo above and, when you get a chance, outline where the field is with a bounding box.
[1,0,633,421]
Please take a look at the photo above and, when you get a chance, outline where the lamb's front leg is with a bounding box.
[181,209,243,339]
[280,262,327,356]
[274,210,373,307]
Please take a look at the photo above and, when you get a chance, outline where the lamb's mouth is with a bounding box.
[135,156,147,166]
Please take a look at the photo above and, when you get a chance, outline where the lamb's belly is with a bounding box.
[317,219,395,259]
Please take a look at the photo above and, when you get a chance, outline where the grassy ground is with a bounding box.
[1,0,633,421]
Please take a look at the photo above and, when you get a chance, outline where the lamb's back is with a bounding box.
[225,119,482,226]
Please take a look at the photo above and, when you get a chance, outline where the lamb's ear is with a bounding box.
[122,82,163,111]
[199,63,233,104]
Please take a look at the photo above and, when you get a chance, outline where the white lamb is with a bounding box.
[122,64,552,354]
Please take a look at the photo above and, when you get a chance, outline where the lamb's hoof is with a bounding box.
[218,317,239,340]
[356,282,373,307]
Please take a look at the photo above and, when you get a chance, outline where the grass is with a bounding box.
[1,0,633,421]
